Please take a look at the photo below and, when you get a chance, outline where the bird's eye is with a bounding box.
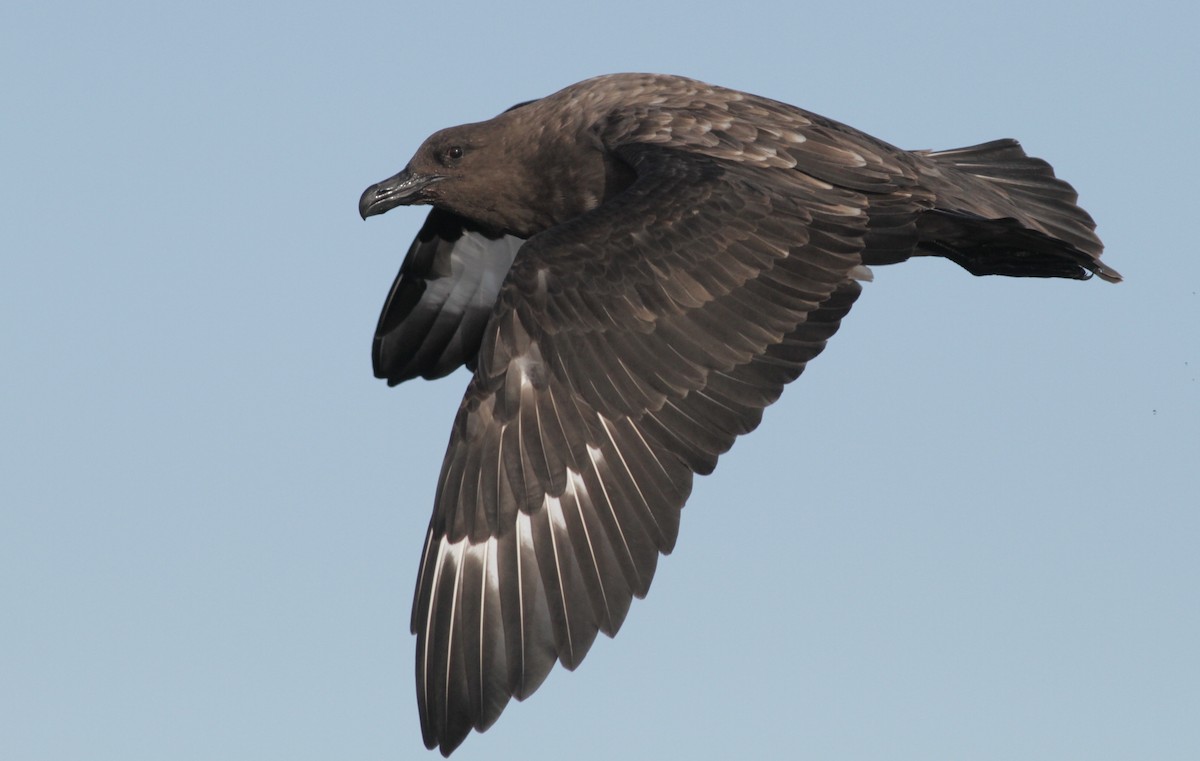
[443,145,464,163]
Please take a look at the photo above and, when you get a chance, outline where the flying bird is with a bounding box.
[358,72,1120,755]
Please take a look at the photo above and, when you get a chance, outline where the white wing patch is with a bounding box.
[514,510,534,678]
[418,530,502,720]
[542,494,575,661]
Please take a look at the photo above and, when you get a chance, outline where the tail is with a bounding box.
[915,139,1121,283]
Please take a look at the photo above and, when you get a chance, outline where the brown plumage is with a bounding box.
[358,73,1120,755]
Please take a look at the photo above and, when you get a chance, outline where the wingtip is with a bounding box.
[1093,260,1123,283]
[425,723,469,757]
[849,264,874,282]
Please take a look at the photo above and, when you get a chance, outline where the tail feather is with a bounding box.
[917,139,1121,283]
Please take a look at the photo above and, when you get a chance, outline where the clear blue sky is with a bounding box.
[3,1,1196,759]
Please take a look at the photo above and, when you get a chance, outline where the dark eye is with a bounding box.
[443,145,464,163]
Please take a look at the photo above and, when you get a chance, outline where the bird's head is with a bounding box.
[359,121,503,220]
[360,104,631,239]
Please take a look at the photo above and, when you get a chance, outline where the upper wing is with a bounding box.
[412,143,893,754]
[374,208,523,385]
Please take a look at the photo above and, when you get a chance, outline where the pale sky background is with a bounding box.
[3,1,1197,760]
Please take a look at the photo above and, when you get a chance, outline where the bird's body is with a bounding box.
[358,73,1119,755]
